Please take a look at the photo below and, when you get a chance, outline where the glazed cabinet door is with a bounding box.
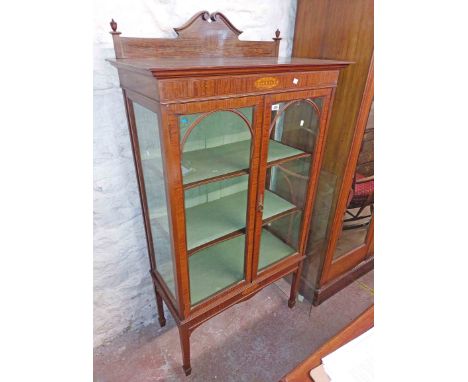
[320,99,374,284]
[165,96,264,312]
[252,88,334,279]
[332,103,374,262]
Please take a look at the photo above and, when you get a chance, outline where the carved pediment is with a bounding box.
[174,11,243,40]
[109,11,281,59]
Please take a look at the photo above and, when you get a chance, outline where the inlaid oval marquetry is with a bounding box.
[254,77,279,90]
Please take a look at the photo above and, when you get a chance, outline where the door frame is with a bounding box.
[163,95,265,316]
[319,55,374,286]
[251,87,336,281]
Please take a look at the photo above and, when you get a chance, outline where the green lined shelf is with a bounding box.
[189,229,296,305]
[189,233,245,305]
[182,139,306,186]
[185,189,295,251]
[258,229,296,270]
[185,190,247,251]
[263,190,297,220]
[182,140,251,185]
[267,140,305,163]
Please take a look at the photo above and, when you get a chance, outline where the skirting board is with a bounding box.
[313,256,374,306]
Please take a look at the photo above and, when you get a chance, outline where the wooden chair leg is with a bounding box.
[178,325,192,376]
[153,284,166,327]
[288,266,302,308]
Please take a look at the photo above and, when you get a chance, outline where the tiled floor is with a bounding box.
[94,271,373,382]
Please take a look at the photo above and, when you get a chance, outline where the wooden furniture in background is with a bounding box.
[344,106,374,230]
[108,11,350,375]
[292,0,374,305]
[280,305,374,382]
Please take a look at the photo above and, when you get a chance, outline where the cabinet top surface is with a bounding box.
[108,56,350,78]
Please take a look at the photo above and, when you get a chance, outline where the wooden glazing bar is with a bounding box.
[183,169,250,190]
[187,229,246,256]
[262,206,300,226]
[266,152,311,168]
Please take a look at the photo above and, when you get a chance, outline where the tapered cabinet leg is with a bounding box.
[153,284,166,327]
[178,325,192,376]
[288,268,301,308]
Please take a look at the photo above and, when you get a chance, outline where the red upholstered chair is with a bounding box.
[343,173,374,230]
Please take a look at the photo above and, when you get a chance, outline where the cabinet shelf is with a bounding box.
[183,140,251,187]
[258,229,297,270]
[189,229,296,305]
[183,139,307,188]
[186,189,295,252]
[267,140,308,164]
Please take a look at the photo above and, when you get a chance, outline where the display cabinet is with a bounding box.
[293,0,374,305]
[108,11,350,375]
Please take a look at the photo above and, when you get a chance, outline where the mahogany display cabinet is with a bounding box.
[107,11,350,375]
[293,0,374,305]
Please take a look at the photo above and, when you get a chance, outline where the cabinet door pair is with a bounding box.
[132,88,333,311]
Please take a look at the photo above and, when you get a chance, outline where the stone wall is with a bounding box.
[93,0,297,347]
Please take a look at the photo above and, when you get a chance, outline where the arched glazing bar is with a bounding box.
[269,98,321,136]
[180,108,253,152]
[178,105,256,305]
[257,97,324,271]
[179,107,254,187]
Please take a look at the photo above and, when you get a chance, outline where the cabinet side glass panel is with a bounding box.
[133,102,176,297]
[179,108,253,306]
[258,98,323,271]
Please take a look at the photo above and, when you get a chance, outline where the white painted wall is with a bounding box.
[93,0,297,347]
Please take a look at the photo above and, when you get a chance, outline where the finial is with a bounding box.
[275,29,281,38]
[110,19,118,32]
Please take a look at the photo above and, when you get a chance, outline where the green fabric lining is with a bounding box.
[182,139,305,185]
[189,229,296,305]
[258,229,296,270]
[185,189,295,250]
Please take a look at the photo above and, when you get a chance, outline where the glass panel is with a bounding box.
[333,207,372,259]
[333,102,374,260]
[185,176,248,305]
[257,98,323,271]
[300,171,337,290]
[180,107,255,305]
[259,157,311,270]
[133,102,176,297]
[179,108,253,185]
[269,98,323,156]
[189,234,246,306]
[300,99,374,295]
[184,175,249,251]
